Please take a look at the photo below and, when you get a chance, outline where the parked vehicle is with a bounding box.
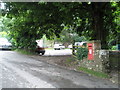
[68,42,87,49]
[54,44,65,50]
[75,42,87,47]
[0,38,12,50]
[35,40,45,55]
[35,45,45,55]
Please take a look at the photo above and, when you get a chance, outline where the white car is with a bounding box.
[75,42,87,47]
[0,38,12,50]
[54,44,65,50]
[68,42,86,49]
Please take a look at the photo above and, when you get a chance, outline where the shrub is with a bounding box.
[111,46,117,50]
[76,47,88,60]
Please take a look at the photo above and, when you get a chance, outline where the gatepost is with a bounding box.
[87,40,110,73]
[79,40,110,73]
[99,50,110,73]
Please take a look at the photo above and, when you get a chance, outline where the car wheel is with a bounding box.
[41,52,45,55]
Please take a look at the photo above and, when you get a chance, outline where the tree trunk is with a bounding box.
[91,3,108,49]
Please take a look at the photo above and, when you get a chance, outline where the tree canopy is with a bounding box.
[1,2,119,50]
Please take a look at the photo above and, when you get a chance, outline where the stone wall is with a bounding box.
[109,51,120,71]
[79,50,106,73]
[79,50,120,73]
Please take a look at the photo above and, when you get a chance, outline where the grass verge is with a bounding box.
[65,55,109,79]
[15,49,35,55]
[77,66,109,78]
[65,56,78,66]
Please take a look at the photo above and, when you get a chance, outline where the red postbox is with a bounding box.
[87,43,94,60]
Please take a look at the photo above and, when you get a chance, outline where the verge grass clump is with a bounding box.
[77,66,109,78]
[65,56,78,66]
[15,49,36,55]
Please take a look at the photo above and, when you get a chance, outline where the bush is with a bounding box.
[111,46,117,50]
[76,47,88,60]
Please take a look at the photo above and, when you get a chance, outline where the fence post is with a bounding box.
[72,40,76,55]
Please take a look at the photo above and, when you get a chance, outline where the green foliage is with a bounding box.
[3,2,65,50]
[111,46,117,50]
[76,47,88,61]
[74,36,87,42]
[54,28,74,44]
[1,2,119,50]
[0,31,8,38]
[55,27,87,45]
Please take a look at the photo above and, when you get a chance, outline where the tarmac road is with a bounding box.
[0,50,118,88]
